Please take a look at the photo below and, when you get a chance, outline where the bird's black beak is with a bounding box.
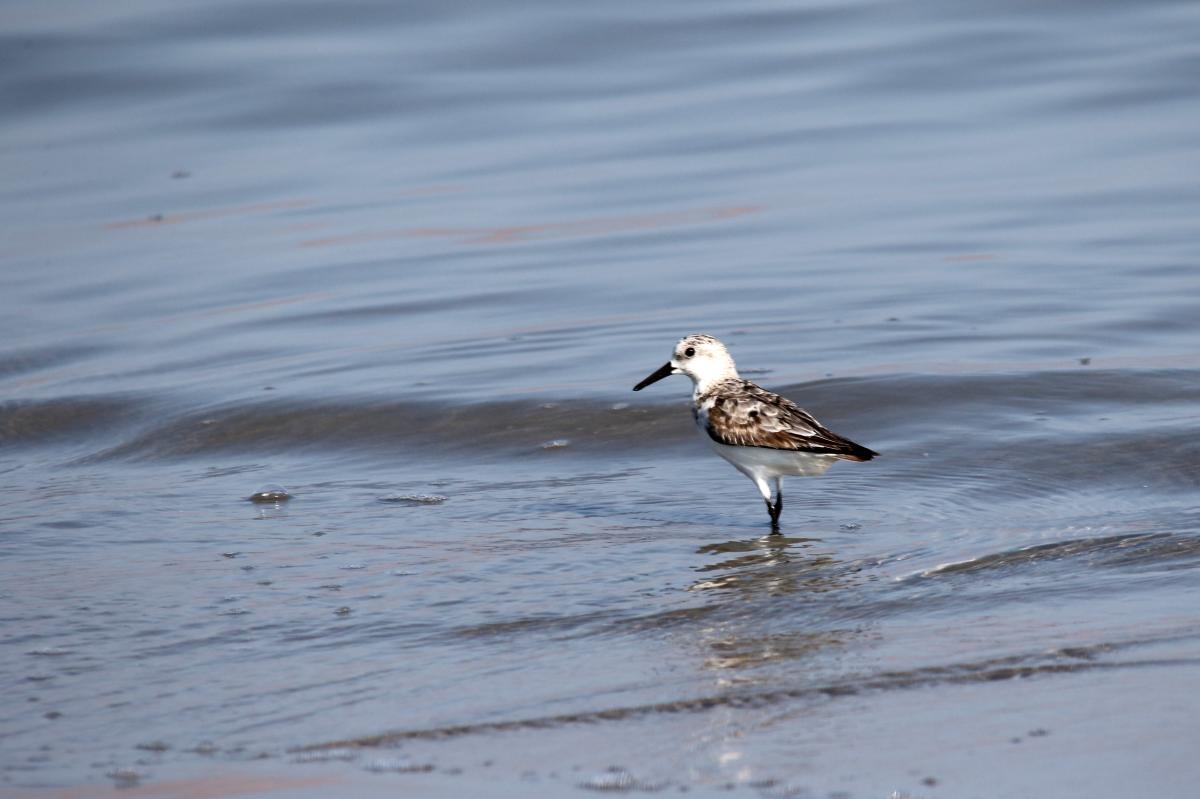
[633,362,676,391]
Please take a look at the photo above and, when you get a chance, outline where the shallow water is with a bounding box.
[3,0,1200,796]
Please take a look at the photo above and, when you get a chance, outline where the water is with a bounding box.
[3,0,1199,796]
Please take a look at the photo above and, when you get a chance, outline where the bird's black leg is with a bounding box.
[766,491,782,534]
[771,478,784,531]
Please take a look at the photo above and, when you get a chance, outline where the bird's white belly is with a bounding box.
[706,438,838,479]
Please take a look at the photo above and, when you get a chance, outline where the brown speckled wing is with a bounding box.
[704,381,877,460]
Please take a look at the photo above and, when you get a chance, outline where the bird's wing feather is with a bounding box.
[704,380,876,459]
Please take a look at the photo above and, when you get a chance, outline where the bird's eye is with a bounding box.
[684,347,695,357]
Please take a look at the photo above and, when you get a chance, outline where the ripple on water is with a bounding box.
[910,531,1200,580]
[378,493,448,505]
[579,767,669,792]
[361,756,435,774]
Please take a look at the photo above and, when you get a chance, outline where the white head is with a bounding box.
[633,334,739,395]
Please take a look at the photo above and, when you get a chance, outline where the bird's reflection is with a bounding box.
[688,533,859,677]
[690,534,839,595]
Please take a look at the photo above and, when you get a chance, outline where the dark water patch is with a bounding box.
[38,520,93,530]
[74,397,683,462]
[0,344,108,380]
[0,395,141,447]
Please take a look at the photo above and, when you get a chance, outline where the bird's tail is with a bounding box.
[836,440,879,462]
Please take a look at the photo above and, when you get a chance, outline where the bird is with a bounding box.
[633,334,877,531]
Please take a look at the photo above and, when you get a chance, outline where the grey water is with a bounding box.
[3,0,1200,796]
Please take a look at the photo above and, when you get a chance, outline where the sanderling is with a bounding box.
[633,334,877,531]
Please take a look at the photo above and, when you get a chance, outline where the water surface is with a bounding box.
[2,0,1199,796]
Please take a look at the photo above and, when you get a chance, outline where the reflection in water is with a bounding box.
[688,535,860,678]
[690,535,838,595]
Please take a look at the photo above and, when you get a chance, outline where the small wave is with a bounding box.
[70,396,693,462]
[291,631,1200,751]
[911,531,1200,579]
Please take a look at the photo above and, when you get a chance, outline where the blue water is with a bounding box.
[2,1,1199,796]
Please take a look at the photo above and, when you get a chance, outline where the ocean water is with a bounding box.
[2,0,1199,796]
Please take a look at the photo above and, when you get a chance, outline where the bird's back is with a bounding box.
[697,378,878,460]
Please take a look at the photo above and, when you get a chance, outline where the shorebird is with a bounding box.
[633,334,877,531]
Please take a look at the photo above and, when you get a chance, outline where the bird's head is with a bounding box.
[633,334,738,393]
